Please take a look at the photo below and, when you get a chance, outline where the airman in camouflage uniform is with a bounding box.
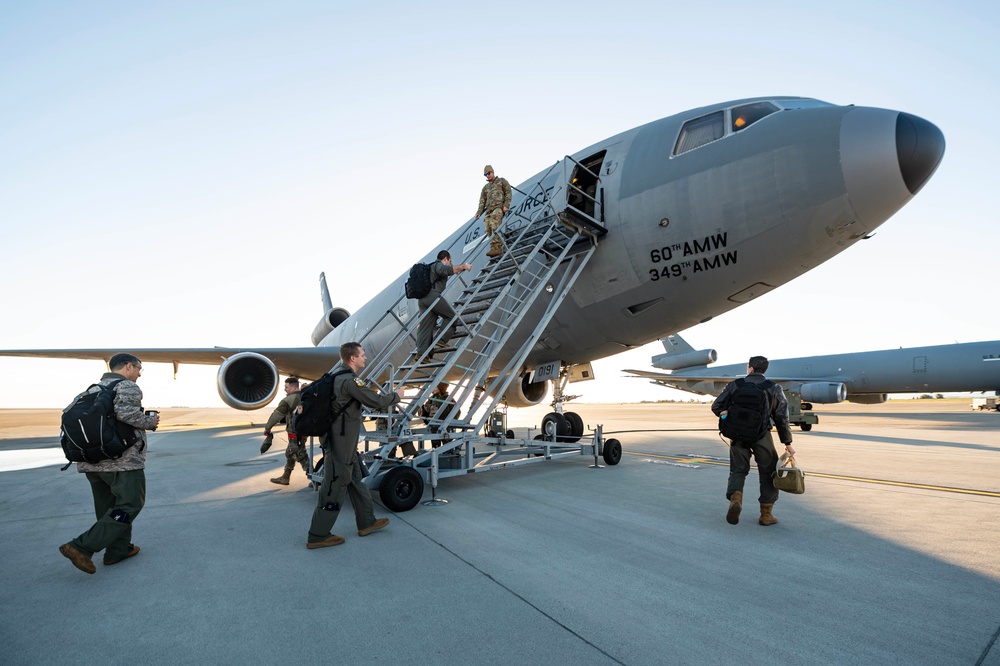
[475,164,512,257]
[422,382,460,447]
[306,342,403,550]
[262,377,307,485]
[59,353,160,574]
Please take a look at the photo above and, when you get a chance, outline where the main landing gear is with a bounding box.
[538,364,618,462]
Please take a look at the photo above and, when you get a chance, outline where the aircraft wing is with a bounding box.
[0,347,342,381]
[623,369,842,396]
[622,369,731,396]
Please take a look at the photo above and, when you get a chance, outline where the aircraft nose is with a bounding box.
[840,107,945,229]
[896,112,945,195]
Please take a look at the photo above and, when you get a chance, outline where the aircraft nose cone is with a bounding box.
[896,113,945,195]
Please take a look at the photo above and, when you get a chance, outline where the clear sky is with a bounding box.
[1,1,997,409]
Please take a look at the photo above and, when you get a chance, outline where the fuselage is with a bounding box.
[661,341,1000,396]
[0,97,946,411]
[323,97,944,379]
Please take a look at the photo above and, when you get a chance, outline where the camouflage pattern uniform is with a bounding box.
[476,174,512,254]
[307,370,400,543]
[69,372,157,562]
[422,384,460,446]
[264,389,306,472]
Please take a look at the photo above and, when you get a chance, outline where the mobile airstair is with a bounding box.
[310,157,623,509]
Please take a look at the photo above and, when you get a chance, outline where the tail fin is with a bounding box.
[319,272,333,312]
[661,334,695,354]
[651,334,717,371]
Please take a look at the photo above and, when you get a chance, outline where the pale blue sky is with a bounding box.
[1,1,997,408]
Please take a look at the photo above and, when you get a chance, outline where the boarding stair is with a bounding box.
[308,156,621,508]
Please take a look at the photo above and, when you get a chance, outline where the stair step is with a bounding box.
[400,362,446,370]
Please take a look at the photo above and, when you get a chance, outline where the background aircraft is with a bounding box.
[0,96,944,434]
[625,334,1000,428]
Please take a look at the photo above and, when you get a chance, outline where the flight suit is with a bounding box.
[416,260,459,354]
[711,372,794,504]
[307,370,400,542]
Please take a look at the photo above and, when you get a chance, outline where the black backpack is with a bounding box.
[720,378,773,441]
[404,262,433,299]
[293,368,357,437]
[60,380,139,466]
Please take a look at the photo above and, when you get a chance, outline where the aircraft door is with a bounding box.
[568,150,606,222]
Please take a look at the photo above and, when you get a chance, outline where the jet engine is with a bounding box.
[847,393,888,405]
[310,307,352,347]
[799,382,847,404]
[651,348,717,371]
[217,352,280,410]
[503,373,550,408]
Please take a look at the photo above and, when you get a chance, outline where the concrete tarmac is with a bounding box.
[1,401,998,665]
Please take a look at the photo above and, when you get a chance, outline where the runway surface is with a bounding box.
[1,401,998,665]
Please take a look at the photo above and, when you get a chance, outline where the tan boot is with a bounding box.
[270,469,292,485]
[59,543,96,574]
[358,517,389,537]
[759,503,778,526]
[486,247,502,257]
[726,490,743,525]
[306,534,345,549]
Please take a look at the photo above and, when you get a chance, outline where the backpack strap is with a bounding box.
[105,378,141,448]
[330,370,361,438]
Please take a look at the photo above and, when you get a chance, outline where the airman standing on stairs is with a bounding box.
[415,250,472,357]
[474,164,512,257]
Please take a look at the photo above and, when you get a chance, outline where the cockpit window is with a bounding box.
[673,111,724,156]
[776,98,832,110]
[731,101,779,132]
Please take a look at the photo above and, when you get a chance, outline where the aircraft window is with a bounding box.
[673,111,725,155]
[731,102,779,132]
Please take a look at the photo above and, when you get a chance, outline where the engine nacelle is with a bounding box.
[503,374,550,408]
[217,352,280,410]
[310,307,352,347]
[651,349,717,371]
[848,393,888,405]
[799,382,847,404]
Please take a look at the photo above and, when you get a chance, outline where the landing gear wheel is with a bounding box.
[799,423,813,431]
[541,412,569,440]
[564,411,584,443]
[602,438,622,465]
[801,402,813,410]
[378,466,424,512]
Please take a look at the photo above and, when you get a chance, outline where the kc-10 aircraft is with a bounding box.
[625,334,1000,428]
[2,96,945,434]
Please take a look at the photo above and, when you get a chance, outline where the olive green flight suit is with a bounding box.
[307,370,400,542]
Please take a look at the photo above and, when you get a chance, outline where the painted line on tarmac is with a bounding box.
[638,458,702,469]
[625,451,1000,498]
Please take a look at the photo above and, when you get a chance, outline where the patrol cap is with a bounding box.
[483,165,493,175]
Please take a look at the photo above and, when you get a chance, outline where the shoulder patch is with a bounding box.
[354,377,366,387]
